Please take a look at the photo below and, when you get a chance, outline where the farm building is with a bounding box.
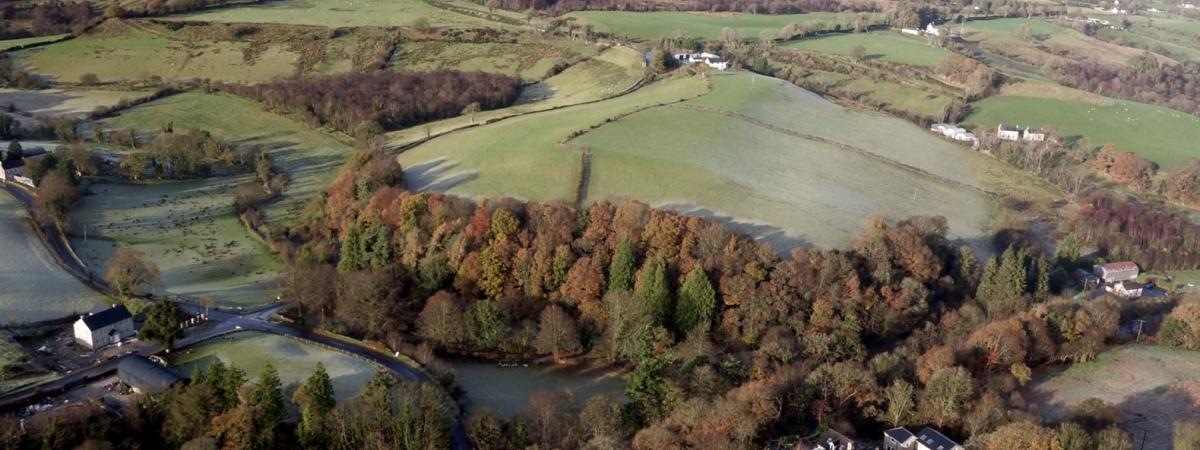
[924,23,943,36]
[1074,268,1101,290]
[673,52,730,70]
[1094,261,1139,283]
[1022,128,1046,142]
[883,427,961,450]
[901,28,922,35]
[930,123,978,144]
[73,304,134,350]
[118,355,184,394]
[0,159,23,181]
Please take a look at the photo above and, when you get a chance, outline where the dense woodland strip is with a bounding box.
[1047,55,1200,116]
[230,70,521,135]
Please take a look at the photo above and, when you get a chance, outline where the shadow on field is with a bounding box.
[659,203,812,254]
[405,158,479,192]
[1113,382,1200,450]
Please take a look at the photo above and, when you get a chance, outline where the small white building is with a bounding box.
[0,160,23,182]
[925,22,943,36]
[931,123,978,144]
[1023,128,1046,142]
[673,52,730,70]
[1183,3,1197,9]
[1107,280,1144,298]
[73,304,134,350]
[901,28,922,36]
[884,427,962,450]
[997,124,1022,141]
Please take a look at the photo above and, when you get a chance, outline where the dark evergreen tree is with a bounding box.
[674,266,716,334]
[635,256,672,327]
[607,236,636,293]
[337,223,366,272]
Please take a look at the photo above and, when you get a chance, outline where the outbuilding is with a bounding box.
[73,304,135,350]
[1094,261,1139,283]
[118,355,184,394]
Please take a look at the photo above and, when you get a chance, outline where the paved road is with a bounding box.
[3,182,471,449]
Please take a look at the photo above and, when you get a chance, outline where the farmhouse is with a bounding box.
[674,52,730,70]
[73,304,134,350]
[117,355,184,394]
[884,427,961,450]
[1107,280,1145,298]
[924,22,943,36]
[997,124,1045,142]
[1094,261,1139,283]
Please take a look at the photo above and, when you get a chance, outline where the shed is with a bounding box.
[118,355,184,394]
[1094,262,1139,283]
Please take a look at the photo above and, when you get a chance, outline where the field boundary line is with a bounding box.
[677,104,998,198]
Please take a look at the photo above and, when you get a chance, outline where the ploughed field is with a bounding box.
[0,191,108,324]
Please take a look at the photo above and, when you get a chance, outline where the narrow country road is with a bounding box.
[2,182,470,450]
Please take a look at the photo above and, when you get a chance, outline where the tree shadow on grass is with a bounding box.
[1112,381,1200,450]
[404,157,479,193]
[657,203,813,255]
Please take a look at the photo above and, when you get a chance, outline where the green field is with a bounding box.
[164,0,510,29]
[1029,345,1200,450]
[15,21,370,83]
[566,10,848,40]
[0,191,109,324]
[392,40,591,81]
[785,31,952,67]
[103,92,356,224]
[396,71,706,202]
[386,46,646,147]
[68,178,283,307]
[962,18,1159,68]
[0,33,68,51]
[965,91,1200,169]
[576,72,1000,248]
[174,331,377,403]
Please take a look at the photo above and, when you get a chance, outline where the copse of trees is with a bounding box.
[1070,193,1200,270]
[1047,54,1200,116]
[230,70,521,136]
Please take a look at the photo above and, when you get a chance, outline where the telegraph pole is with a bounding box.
[1134,319,1146,344]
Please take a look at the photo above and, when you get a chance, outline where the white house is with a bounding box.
[1107,280,1145,298]
[73,304,134,350]
[0,159,22,182]
[925,22,943,36]
[997,124,1022,141]
[1022,128,1046,142]
[1184,3,1197,9]
[884,427,961,450]
[931,124,978,144]
[901,28,922,36]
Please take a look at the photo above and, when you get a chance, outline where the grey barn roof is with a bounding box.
[118,355,184,393]
[916,427,959,450]
[1,160,22,170]
[885,427,915,443]
[81,305,132,330]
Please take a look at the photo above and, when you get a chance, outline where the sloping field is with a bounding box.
[0,88,151,118]
[164,0,506,28]
[69,178,283,307]
[566,10,846,40]
[785,31,952,67]
[576,72,999,249]
[174,331,376,403]
[962,18,1166,68]
[386,46,646,148]
[392,40,591,81]
[396,72,707,201]
[15,21,365,83]
[965,88,1200,169]
[1028,345,1200,450]
[103,92,355,223]
[0,191,108,324]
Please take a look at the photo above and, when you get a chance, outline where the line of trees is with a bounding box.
[229,70,521,136]
[0,1,92,40]
[1070,192,1200,271]
[1047,55,1200,116]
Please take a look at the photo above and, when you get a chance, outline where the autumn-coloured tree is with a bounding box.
[919,366,974,428]
[104,246,162,297]
[33,171,78,231]
[534,304,581,356]
[416,291,466,347]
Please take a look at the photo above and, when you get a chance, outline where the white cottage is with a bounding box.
[74,305,134,349]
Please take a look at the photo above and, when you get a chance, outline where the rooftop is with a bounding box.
[885,427,915,444]
[916,427,959,450]
[1101,261,1139,273]
[117,355,184,393]
[80,304,132,331]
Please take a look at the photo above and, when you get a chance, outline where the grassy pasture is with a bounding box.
[396,72,707,202]
[785,31,952,67]
[965,89,1200,169]
[174,331,376,403]
[577,72,1000,249]
[163,0,508,29]
[792,68,952,120]
[392,40,590,81]
[0,33,69,51]
[962,18,1159,68]
[14,21,374,83]
[386,46,645,147]
[69,178,283,307]
[0,192,109,324]
[1028,345,1200,450]
[565,10,847,40]
[103,92,355,224]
